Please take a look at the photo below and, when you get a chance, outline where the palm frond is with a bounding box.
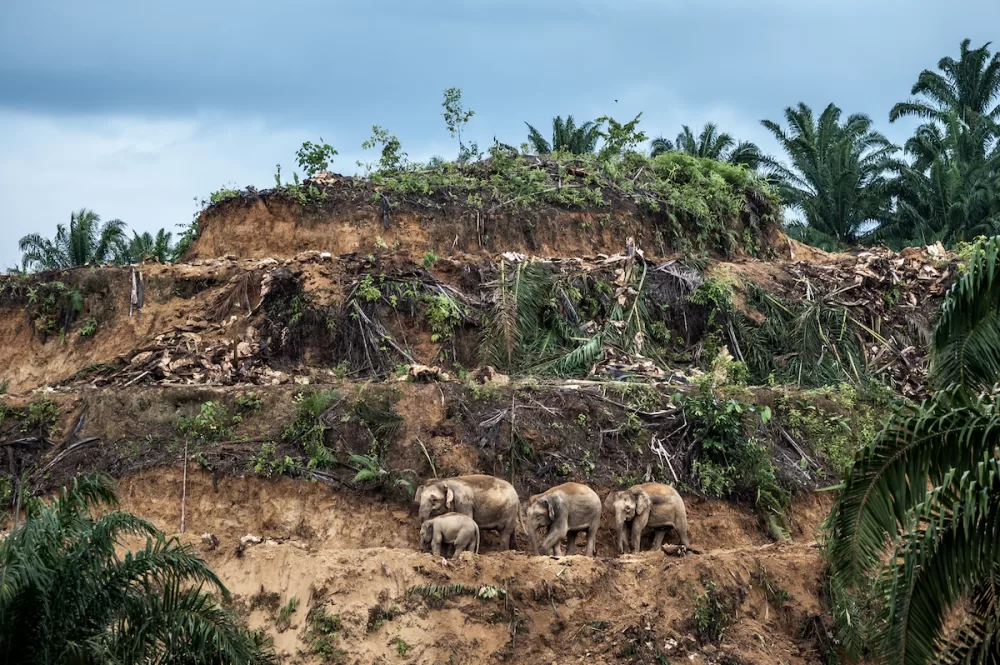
[826,396,999,589]
[480,259,553,371]
[876,456,1000,665]
[0,472,275,665]
[931,236,1000,393]
[524,122,551,154]
[538,334,603,376]
[649,136,674,157]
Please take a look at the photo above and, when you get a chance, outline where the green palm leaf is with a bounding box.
[931,236,1000,393]
[19,209,130,271]
[877,457,1000,665]
[480,259,553,371]
[762,103,900,246]
[828,236,1000,665]
[827,396,998,588]
[524,115,604,155]
[0,472,274,665]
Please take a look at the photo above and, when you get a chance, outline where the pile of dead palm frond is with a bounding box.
[480,238,658,377]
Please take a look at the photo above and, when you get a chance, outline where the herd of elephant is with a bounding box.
[415,474,690,559]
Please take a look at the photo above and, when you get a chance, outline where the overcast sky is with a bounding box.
[1,0,998,268]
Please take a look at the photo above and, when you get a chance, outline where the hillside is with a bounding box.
[185,152,784,261]
[0,161,959,664]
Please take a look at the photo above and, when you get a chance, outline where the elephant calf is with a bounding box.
[524,482,602,557]
[420,512,480,559]
[605,482,690,554]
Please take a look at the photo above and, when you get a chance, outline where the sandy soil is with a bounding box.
[117,468,832,665]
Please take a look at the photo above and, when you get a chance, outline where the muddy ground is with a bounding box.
[116,467,833,665]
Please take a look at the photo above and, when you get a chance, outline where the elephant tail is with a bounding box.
[676,506,691,547]
[475,524,481,554]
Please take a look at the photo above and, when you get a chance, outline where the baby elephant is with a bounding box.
[605,482,690,554]
[524,482,602,557]
[420,512,480,559]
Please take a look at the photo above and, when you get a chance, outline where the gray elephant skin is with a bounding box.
[524,482,602,557]
[414,474,520,550]
[605,482,689,554]
[419,512,480,559]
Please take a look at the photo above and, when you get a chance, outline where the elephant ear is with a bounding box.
[547,494,563,522]
[633,489,651,515]
[420,522,430,542]
[445,487,455,511]
[414,486,425,504]
[604,491,619,511]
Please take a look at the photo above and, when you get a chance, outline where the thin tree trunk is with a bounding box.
[180,440,188,534]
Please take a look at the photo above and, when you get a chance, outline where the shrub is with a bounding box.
[282,390,338,469]
[695,579,738,644]
[250,443,295,479]
[678,391,790,539]
[276,597,298,632]
[79,317,98,337]
[26,282,82,338]
[296,139,338,176]
[234,391,262,415]
[177,401,231,443]
[306,605,347,663]
[21,400,58,435]
[424,293,464,343]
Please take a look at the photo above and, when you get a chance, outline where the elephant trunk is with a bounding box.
[614,512,627,553]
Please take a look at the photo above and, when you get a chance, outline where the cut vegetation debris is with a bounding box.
[0,238,952,401]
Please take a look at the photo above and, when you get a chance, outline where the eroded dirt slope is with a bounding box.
[119,468,833,665]
[0,240,953,396]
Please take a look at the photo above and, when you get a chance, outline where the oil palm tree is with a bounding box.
[883,40,1000,248]
[0,473,275,665]
[890,39,1000,152]
[524,115,603,154]
[116,229,175,264]
[650,123,765,169]
[877,113,1000,247]
[827,235,1000,665]
[762,103,901,247]
[19,209,127,272]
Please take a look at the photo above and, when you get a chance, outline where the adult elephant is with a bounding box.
[414,475,520,550]
[524,482,602,557]
[605,482,689,554]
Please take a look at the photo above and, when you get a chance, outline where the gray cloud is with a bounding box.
[1,0,997,266]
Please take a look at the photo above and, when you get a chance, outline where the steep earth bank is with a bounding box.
[117,468,833,665]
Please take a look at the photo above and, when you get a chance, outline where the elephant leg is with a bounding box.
[542,516,569,556]
[565,531,579,555]
[651,528,666,551]
[541,524,568,556]
[585,519,600,557]
[616,526,630,555]
[501,517,517,551]
[630,512,650,552]
[432,531,443,558]
[454,534,471,558]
